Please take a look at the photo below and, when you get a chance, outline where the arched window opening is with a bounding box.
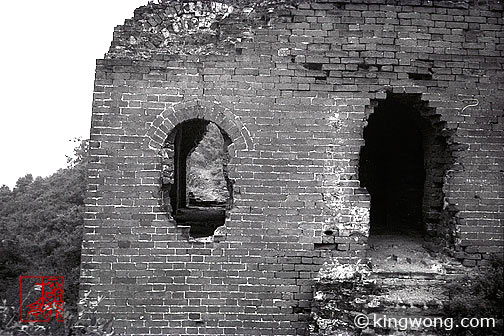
[359,93,455,240]
[162,119,233,239]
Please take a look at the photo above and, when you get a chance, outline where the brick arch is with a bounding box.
[146,100,253,152]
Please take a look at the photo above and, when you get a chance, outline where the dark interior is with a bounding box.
[359,96,426,236]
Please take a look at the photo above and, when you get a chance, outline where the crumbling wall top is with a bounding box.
[106,0,502,59]
[107,0,299,59]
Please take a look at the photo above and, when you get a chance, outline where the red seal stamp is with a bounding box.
[19,276,64,323]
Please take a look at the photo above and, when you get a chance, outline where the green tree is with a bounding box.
[0,139,88,316]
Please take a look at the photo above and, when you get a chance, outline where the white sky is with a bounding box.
[0,0,148,188]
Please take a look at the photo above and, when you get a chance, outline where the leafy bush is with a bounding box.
[0,290,116,336]
[443,256,504,335]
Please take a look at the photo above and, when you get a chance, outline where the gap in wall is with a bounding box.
[359,93,456,243]
[162,119,233,239]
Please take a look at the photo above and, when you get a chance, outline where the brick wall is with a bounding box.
[81,0,504,334]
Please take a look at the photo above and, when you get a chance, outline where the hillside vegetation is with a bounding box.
[0,141,88,316]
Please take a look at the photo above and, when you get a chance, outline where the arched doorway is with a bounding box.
[360,95,426,236]
[359,93,456,241]
[360,93,458,277]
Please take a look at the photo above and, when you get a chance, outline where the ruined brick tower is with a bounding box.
[81,0,503,335]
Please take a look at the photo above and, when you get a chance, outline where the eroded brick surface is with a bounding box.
[81,0,503,334]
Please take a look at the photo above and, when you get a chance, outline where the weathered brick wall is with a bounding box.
[81,0,503,334]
